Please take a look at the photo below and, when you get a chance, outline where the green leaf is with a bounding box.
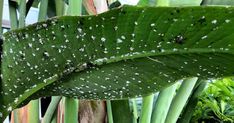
[201,0,234,6]
[170,0,203,6]
[138,0,149,6]
[2,5,234,121]
[138,0,156,6]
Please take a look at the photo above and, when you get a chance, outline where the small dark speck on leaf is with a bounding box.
[16,34,20,39]
[21,33,26,38]
[86,62,98,69]
[20,55,25,60]
[175,35,185,44]
[79,18,85,26]
[158,48,162,52]
[42,51,50,59]
[121,10,127,15]
[209,41,215,45]
[176,9,180,13]
[61,26,65,31]
[198,17,206,24]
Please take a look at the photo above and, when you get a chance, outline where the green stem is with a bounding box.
[38,0,48,21]
[55,0,65,16]
[18,0,26,28]
[50,108,58,123]
[28,100,40,123]
[178,80,207,123]
[107,100,113,123]
[156,0,170,6]
[151,83,178,123]
[0,0,3,35]
[69,0,82,15]
[8,0,18,30]
[139,94,154,123]
[13,109,20,123]
[60,98,65,123]
[111,100,133,123]
[165,77,198,123]
[169,0,202,6]
[42,97,61,123]
[132,99,138,123]
[64,98,79,123]
[137,0,149,6]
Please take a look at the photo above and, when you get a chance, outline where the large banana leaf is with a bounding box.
[1,5,234,121]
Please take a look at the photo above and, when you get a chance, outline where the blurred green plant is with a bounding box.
[192,78,234,122]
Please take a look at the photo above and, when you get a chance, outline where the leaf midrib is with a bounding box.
[93,48,233,65]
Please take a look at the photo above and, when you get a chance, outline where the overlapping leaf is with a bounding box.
[1,5,234,121]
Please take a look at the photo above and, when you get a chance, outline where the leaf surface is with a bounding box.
[1,5,234,120]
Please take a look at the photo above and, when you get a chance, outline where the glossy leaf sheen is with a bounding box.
[1,5,234,120]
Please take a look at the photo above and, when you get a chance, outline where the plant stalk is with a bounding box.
[137,0,149,6]
[68,0,82,15]
[156,0,170,6]
[0,0,4,35]
[13,109,20,123]
[107,100,113,123]
[8,0,18,30]
[64,98,79,123]
[38,0,48,21]
[139,94,154,123]
[132,99,138,123]
[170,0,202,6]
[18,0,26,28]
[55,0,65,16]
[42,96,61,123]
[27,100,40,123]
[165,77,198,123]
[178,80,207,123]
[151,83,178,123]
[50,108,58,123]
